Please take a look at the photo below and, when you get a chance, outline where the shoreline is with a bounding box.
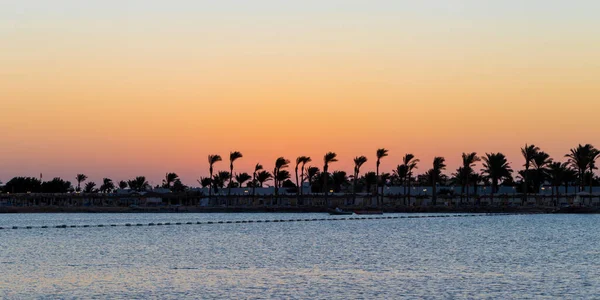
[0,206,569,214]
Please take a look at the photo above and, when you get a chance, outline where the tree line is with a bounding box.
[1,144,599,200]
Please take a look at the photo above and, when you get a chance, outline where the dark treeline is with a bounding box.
[1,144,599,198]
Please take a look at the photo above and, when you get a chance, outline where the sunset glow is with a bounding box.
[2,1,599,185]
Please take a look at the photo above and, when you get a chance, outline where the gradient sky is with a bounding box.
[1,1,599,186]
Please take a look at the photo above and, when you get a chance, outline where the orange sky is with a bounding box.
[1,1,599,185]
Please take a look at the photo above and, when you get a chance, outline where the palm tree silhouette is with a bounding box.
[235,172,251,188]
[127,176,150,192]
[299,157,312,196]
[376,148,389,206]
[198,177,211,188]
[162,173,179,189]
[548,162,569,205]
[353,156,368,201]
[100,178,114,194]
[332,171,349,193]
[461,152,480,202]
[323,152,338,207]
[469,173,483,198]
[276,170,291,189]
[379,172,391,206]
[587,146,599,194]
[252,163,263,198]
[532,151,552,195]
[228,151,243,197]
[521,144,540,199]
[565,144,594,192]
[212,171,231,197]
[76,174,87,192]
[481,153,513,205]
[256,170,272,188]
[402,154,419,204]
[393,164,408,205]
[363,172,377,205]
[207,154,222,200]
[431,156,446,205]
[118,180,128,190]
[295,156,311,196]
[84,181,97,193]
[274,157,290,205]
[305,166,320,197]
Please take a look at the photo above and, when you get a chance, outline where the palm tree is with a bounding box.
[198,177,212,193]
[481,153,513,205]
[565,144,595,192]
[273,157,290,205]
[521,144,540,197]
[305,166,320,195]
[299,157,312,196]
[118,180,128,190]
[216,171,230,189]
[99,178,115,194]
[295,156,311,196]
[470,173,483,197]
[393,164,408,205]
[588,147,600,194]
[548,162,570,205]
[376,148,389,205]
[252,163,263,198]
[207,154,222,200]
[276,170,291,189]
[332,171,349,193]
[76,174,87,192]
[431,157,446,205]
[235,172,252,188]
[228,151,243,196]
[127,176,150,192]
[403,154,419,203]
[323,152,338,207]
[162,173,179,189]
[363,172,377,205]
[563,167,578,195]
[532,151,552,195]
[353,156,368,200]
[256,170,273,187]
[460,152,480,201]
[379,172,391,206]
[83,181,97,193]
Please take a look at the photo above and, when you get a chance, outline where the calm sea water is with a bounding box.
[1,213,599,299]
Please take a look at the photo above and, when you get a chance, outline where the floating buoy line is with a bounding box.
[0,213,533,230]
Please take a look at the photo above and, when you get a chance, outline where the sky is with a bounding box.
[1,0,599,186]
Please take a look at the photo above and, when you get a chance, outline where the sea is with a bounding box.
[1,213,598,299]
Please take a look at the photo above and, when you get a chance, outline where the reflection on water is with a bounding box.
[1,213,599,298]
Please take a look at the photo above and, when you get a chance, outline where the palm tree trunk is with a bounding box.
[300,166,305,197]
[324,167,328,208]
[579,169,584,192]
[523,167,528,206]
[403,182,407,206]
[466,182,470,205]
[295,166,300,205]
[376,163,379,207]
[252,173,257,203]
[353,170,357,205]
[209,168,213,205]
[227,165,234,206]
[590,166,594,195]
[432,178,437,206]
[407,175,411,206]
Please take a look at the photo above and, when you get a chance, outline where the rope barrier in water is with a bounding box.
[0,213,533,231]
